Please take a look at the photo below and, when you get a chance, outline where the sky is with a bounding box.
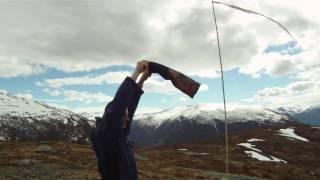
[0,0,319,115]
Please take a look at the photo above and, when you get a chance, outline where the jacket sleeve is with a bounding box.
[102,76,144,135]
[91,76,143,153]
[127,87,144,120]
[124,88,144,135]
[105,76,142,114]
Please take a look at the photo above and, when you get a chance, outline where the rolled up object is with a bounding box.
[148,62,201,98]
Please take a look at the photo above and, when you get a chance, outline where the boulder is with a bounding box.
[34,145,57,153]
[17,159,40,166]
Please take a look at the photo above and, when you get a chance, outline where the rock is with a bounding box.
[34,145,57,153]
[17,159,32,166]
[17,159,40,166]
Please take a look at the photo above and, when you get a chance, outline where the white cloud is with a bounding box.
[16,93,33,100]
[0,89,8,94]
[143,76,209,95]
[43,88,112,104]
[41,71,131,88]
[35,81,44,87]
[199,84,209,91]
[49,89,61,96]
[1,0,318,79]
[179,96,188,102]
[1,0,320,109]
[143,77,179,94]
[40,69,209,96]
[188,70,220,78]
[63,90,112,104]
[42,88,61,96]
[0,56,46,78]
[248,80,320,107]
[239,52,299,77]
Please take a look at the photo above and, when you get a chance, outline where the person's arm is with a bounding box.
[127,88,144,120]
[91,61,148,153]
[105,61,148,114]
[105,76,140,114]
[127,69,150,118]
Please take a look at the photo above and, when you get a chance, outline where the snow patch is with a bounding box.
[238,143,262,152]
[245,151,287,163]
[312,126,320,129]
[247,138,264,142]
[277,128,309,142]
[177,148,188,151]
[239,138,287,164]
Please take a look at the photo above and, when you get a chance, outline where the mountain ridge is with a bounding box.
[0,91,91,143]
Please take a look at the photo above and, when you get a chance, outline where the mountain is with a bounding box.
[275,105,320,126]
[2,88,319,147]
[79,112,102,126]
[129,104,293,146]
[0,91,91,143]
[291,105,320,126]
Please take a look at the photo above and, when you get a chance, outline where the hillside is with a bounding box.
[0,91,91,143]
[0,123,319,179]
[129,104,292,146]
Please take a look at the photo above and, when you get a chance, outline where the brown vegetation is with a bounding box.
[0,124,319,179]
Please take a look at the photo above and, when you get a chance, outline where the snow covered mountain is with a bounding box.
[0,91,91,143]
[1,88,318,146]
[274,105,320,126]
[129,104,293,146]
[134,104,289,128]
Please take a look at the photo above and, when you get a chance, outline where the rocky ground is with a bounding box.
[0,124,319,179]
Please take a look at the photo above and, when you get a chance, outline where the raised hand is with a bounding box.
[135,60,149,74]
[138,68,151,88]
[131,60,150,82]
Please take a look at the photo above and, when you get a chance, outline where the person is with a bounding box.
[90,60,151,180]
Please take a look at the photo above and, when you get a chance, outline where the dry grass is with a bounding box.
[0,124,319,179]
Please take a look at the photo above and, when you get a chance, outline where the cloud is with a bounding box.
[40,71,131,88]
[0,89,8,94]
[142,77,179,94]
[199,84,209,91]
[0,57,46,78]
[0,0,155,75]
[188,70,220,78]
[256,81,316,98]
[248,80,319,107]
[43,88,112,104]
[16,93,33,100]
[1,0,318,79]
[143,76,209,95]
[239,52,298,77]
[178,96,188,102]
[63,90,112,103]
[2,0,320,110]
[40,70,209,95]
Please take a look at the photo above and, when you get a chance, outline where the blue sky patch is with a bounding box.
[264,41,302,55]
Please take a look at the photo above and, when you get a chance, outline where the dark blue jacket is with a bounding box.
[91,76,144,180]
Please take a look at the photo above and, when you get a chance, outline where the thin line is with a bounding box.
[212,1,296,41]
[211,0,229,176]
